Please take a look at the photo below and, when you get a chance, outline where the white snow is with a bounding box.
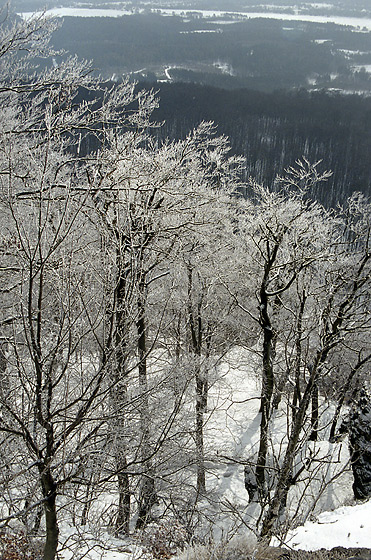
[20,7,134,18]
[73,347,369,556]
[282,500,371,550]
[9,347,368,558]
[352,64,371,73]
[213,61,235,75]
[56,497,371,558]
[179,29,220,33]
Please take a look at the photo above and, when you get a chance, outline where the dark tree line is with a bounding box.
[148,82,371,206]
[64,80,371,207]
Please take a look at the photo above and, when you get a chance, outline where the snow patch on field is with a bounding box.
[353,64,371,73]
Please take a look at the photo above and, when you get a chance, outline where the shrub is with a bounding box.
[140,520,190,558]
[0,531,43,560]
[177,535,258,560]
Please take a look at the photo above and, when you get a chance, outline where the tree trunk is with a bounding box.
[195,373,206,495]
[40,468,59,560]
[255,240,283,500]
[98,191,132,534]
[309,382,319,441]
[136,475,156,530]
[292,352,302,426]
[116,460,131,534]
[112,374,131,534]
[0,339,9,403]
[271,291,284,411]
[259,365,318,541]
[256,294,275,499]
[291,292,306,432]
[110,248,132,536]
[187,266,207,496]
[136,278,156,530]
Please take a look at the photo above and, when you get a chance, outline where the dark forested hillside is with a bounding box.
[148,83,371,206]
[50,14,371,94]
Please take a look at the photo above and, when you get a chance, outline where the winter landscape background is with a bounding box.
[0,1,370,559]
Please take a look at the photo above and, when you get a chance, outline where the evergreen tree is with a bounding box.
[348,387,371,500]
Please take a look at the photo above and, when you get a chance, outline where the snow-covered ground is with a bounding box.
[52,347,371,559]
[57,499,371,559]
[282,499,371,550]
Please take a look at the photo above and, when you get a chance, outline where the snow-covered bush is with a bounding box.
[177,535,257,560]
[140,520,190,558]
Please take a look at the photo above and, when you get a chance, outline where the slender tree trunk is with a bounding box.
[271,291,284,411]
[112,314,130,533]
[292,350,302,427]
[39,468,59,560]
[116,459,131,534]
[30,266,59,560]
[112,351,131,535]
[259,365,318,541]
[195,372,206,495]
[255,239,285,499]
[309,382,319,441]
[0,339,7,387]
[256,283,275,498]
[187,266,207,496]
[104,230,132,536]
[292,292,306,425]
[136,277,156,530]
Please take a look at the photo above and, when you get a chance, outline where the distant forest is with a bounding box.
[144,83,371,207]
[50,14,371,93]
[46,13,371,206]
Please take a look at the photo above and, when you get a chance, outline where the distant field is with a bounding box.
[20,6,371,30]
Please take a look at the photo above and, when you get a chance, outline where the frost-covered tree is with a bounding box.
[165,189,239,497]
[229,163,371,540]
[0,9,247,551]
[0,9,157,559]
[3,8,371,556]
[258,188,371,540]
[234,162,333,502]
[88,122,244,529]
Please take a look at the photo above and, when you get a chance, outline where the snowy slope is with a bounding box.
[281,500,371,550]
[57,347,369,558]
[58,499,371,559]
